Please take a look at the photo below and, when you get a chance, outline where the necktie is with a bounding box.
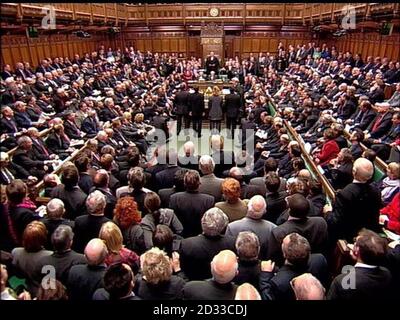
[372,113,386,133]
[36,140,49,156]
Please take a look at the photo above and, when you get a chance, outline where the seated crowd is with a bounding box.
[0,43,399,301]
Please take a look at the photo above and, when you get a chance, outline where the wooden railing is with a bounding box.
[34,140,89,193]
[6,127,53,158]
[268,101,336,203]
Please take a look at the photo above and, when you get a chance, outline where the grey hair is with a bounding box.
[199,155,215,175]
[201,207,229,236]
[46,198,65,219]
[86,190,106,215]
[51,225,74,252]
[235,231,260,261]
[247,195,266,219]
[17,136,32,147]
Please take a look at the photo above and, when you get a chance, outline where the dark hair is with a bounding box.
[287,194,310,218]
[144,192,162,224]
[355,229,387,265]
[74,156,89,173]
[6,179,27,205]
[127,147,140,167]
[363,149,376,162]
[308,179,323,196]
[292,157,305,172]
[264,157,278,173]
[352,129,364,142]
[290,144,301,157]
[103,263,134,300]
[184,170,200,191]
[61,165,79,190]
[153,225,174,256]
[173,168,188,191]
[265,172,281,193]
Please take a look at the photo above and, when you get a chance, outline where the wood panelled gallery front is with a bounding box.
[1,34,114,69]
[329,32,400,61]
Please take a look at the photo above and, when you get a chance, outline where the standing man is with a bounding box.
[224,87,241,138]
[205,51,220,76]
[188,86,205,137]
[174,83,190,135]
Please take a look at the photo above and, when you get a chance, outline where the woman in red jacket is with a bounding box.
[314,128,340,166]
[379,192,400,234]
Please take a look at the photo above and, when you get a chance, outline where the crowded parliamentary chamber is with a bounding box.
[0,2,399,301]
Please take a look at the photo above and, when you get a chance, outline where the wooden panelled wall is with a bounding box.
[1,34,115,69]
[123,32,314,59]
[328,32,400,61]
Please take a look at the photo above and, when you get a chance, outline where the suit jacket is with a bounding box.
[14,111,32,129]
[31,138,51,161]
[179,234,235,281]
[73,214,111,253]
[387,91,400,108]
[9,206,40,241]
[353,109,376,131]
[330,161,353,190]
[36,250,86,285]
[169,191,215,238]
[367,112,393,139]
[226,217,276,259]
[78,173,93,195]
[50,185,87,221]
[212,150,235,178]
[327,266,393,300]
[155,165,180,191]
[268,217,328,263]
[224,94,241,119]
[316,139,340,166]
[260,253,328,301]
[198,174,223,202]
[174,90,190,115]
[64,120,81,140]
[81,116,99,138]
[67,264,106,301]
[234,259,261,289]
[188,92,205,118]
[12,148,44,173]
[135,274,186,300]
[264,191,288,224]
[158,187,178,208]
[0,117,18,134]
[183,280,237,300]
[327,182,382,242]
[45,132,70,155]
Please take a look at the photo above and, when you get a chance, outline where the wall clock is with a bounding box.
[209,7,219,17]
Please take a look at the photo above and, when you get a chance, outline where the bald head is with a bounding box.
[292,273,325,300]
[229,167,243,182]
[183,141,195,156]
[211,250,238,284]
[247,195,266,219]
[235,283,261,300]
[352,158,374,182]
[298,169,311,180]
[84,238,108,266]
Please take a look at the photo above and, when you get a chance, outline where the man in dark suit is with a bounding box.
[174,84,190,135]
[1,106,20,137]
[35,225,86,285]
[155,150,181,191]
[370,112,400,160]
[63,111,83,140]
[188,86,205,137]
[12,136,51,180]
[1,64,13,80]
[183,250,238,300]
[325,158,382,243]
[81,109,100,138]
[67,238,108,301]
[90,170,117,219]
[260,233,328,300]
[224,88,241,138]
[73,191,110,253]
[169,170,214,238]
[27,127,53,161]
[327,229,393,300]
[179,207,235,281]
[205,51,220,75]
[366,103,393,139]
[45,124,71,159]
[268,194,328,264]
[348,100,376,131]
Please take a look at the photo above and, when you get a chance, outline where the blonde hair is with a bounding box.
[212,86,221,96]
[99,222,123,254]
[134,113,144,123]
[387,162,400,179]
[141,247,172,285]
